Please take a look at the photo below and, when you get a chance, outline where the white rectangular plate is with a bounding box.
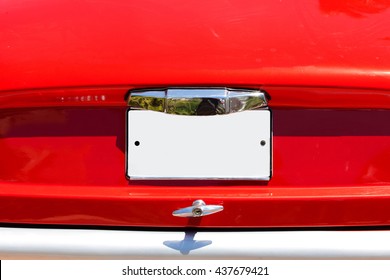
[126,110,271,180]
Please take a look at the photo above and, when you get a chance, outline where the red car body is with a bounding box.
[1,0,390,258]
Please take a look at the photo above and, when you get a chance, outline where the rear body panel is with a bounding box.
[1,0,390,228]
[0,103,389,227]
[2,0,390,91]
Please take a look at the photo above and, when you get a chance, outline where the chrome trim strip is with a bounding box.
[1,227,390,259]
[128,88,267,115]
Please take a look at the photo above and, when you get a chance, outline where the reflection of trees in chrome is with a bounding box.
[168,98,225,115]
[319,0,390,17]
[131,95,265,115]
[131,97,223,115]
[130,95,165,112]
[230,96,265,113]
[169,96,265,115]
[168,98,202,115]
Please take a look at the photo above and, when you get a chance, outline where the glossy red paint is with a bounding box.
[1,86,390,110]
[0,103,390,227]
[1,0,390,91]
[2,184,390,227]
[1,0,390,227]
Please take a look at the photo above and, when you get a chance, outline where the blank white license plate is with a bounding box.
[126,110,271,180]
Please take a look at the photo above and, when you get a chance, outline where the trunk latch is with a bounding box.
[172,200,224,218]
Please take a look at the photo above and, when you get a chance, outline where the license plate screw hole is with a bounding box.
[134,141,140,146]
[260,140,266,146]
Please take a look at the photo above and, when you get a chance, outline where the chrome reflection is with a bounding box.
[128,90,165,112]
[128,88,267,115]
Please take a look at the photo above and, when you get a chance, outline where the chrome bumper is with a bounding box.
[1,227,390,259]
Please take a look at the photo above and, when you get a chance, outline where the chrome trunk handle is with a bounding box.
[172,200,224,218]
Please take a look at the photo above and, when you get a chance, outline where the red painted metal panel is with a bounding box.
[0,104,389,227]
[2,105,390,187]
[1,0,390,91]
[1,0,390,227]
[1,86,390,110]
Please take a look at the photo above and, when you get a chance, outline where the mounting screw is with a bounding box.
[260,140,266,146]
[134,141,140,146]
